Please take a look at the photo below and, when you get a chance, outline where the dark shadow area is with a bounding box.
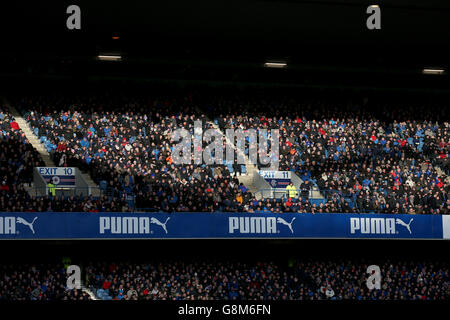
[0,239,448,264]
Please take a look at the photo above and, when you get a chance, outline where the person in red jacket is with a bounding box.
[10,120,20,130]
[0,181,9,191]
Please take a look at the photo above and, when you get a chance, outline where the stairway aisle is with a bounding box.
[7,104,54,167]
[206,120,261,194]
[3,98,101,197]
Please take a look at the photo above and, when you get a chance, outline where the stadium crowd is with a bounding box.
[0,263,90,300]
[20,94,247,213]
[1,259,447,300]
[1,89,448,214]
[211,95,450,215]
[0,108,130,212]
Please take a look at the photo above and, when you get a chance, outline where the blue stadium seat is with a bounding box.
[99,180,107,191]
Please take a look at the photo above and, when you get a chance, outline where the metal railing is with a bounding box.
[254,188,323,200]
[133,207,160,213]
[252,188,358,207]
[25,187,136,206]
[26,187,100,198]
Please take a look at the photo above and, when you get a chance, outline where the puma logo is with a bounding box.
[150,217,170,234]
[277,217,296,234]
[16,217,38,234]
[395,218,413,234]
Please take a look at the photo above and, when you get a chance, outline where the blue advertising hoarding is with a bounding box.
[0,212,449,240]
